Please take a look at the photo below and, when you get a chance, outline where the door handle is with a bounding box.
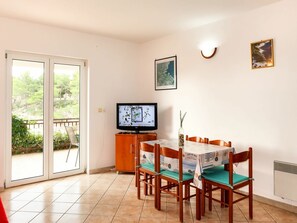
[130,144,135,154]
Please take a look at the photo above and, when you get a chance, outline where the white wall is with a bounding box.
[140,0,297,206]
[0,17,141,187]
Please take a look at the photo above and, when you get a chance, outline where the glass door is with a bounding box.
[6,52,85,187]
[51,62,81,174]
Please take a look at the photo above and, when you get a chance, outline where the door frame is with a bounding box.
[5,51,87,187]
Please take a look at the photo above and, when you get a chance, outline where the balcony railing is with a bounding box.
[24,118,79,129]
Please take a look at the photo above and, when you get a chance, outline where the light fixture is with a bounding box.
[200,47,217,59]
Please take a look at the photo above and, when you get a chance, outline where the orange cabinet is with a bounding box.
[115,133,157,173]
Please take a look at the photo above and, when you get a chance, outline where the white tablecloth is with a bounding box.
[142,139,234,188]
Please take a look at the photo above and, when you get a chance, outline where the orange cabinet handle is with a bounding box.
[130,144,135,154]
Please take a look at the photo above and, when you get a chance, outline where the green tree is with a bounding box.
[13,72,43,119]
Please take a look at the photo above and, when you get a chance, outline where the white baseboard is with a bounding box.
[88,166,115,174]
[253,194,297,214]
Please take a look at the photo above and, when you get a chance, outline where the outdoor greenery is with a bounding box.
[13,71,79,119]
[11,67,79,154]
[12,115,70,155]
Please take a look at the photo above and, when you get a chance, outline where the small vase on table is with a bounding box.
[178,111,187,148]
[178,126,184,147]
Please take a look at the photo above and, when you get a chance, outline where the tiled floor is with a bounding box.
[1,171,297,223]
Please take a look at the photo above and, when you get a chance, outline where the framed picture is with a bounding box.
[251,39,274,69]
[155,55,177,90]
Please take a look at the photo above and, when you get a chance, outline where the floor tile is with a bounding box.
[112,216,140,223]
[56,213,88,223]
[30,212,63,223]
[115,205,142,218]
[2,200,29,211]
[91,204,119,216]
[19,201,51,212]
[12,192,42,201]
[54,193,82,203]
[0,191,23,201]
[99,194,123,205]
[66,203,96,214]
[140,206,166,219]
[9,211,39,223]
[33,192,62,202]
[139,218,167,223]
[85,215,113,223]
[43,202,73,213]
[76,193,103,204]
[64,185,90,194]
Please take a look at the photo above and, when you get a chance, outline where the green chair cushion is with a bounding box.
[140,163,155,172]
[161,170,194,181]
[202,171,249,187]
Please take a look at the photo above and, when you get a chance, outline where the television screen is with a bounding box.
[116,103,158,133]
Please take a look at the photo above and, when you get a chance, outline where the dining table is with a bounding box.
[141,138,234,189]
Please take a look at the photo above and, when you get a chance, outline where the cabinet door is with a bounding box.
[115,135,136,172]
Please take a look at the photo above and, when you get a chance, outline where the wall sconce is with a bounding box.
[200,47,217,59]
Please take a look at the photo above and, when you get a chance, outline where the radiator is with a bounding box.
[274,160,297,201]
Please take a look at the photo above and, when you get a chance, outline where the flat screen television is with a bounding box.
[116,103,158,133]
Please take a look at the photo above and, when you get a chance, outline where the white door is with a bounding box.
[6,52,86,187]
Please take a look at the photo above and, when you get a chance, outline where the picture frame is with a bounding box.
[155,55,177,90]
[251,39,274,69]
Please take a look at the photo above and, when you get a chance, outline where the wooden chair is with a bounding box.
[208,139,231,147]
[202,147,253,223]
[186,135,208,143]
[202,139,232,213]
[65,126,79,166]
[135,142,158,208]
[155,145,196,222]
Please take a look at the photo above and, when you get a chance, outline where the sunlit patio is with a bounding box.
[11,148,79,181]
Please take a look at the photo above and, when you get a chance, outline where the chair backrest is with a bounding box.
[186,135,208,143]
[137,142,155,166]
[229,147,253,186]
[157,146,183,181]
[65,126,78,144]
[208,139,232,147]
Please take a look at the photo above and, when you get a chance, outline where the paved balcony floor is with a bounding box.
[12,149,79,181]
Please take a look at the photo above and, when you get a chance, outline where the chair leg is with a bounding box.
[177,185,180,202]
[156,175,161,210]
[186,184,190,201]
[137,170,140,200]
[196,188,201,220]
[221,188,228,207]
[209,184,212,211]
[149,176,153,195]
[228,189,233,223]
[75,147,79,166]
[221,188,224,207]
[249,181,253,219]
[144,173,148,196]
[179,182,183,222]
[66,144,72,162]
[154,175,157,209]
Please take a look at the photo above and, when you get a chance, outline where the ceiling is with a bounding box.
[0,0,281,43]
